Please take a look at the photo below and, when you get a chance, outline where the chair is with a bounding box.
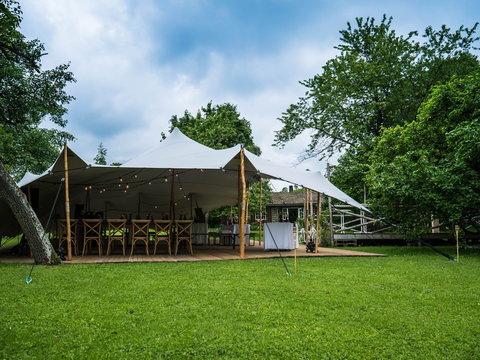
[153,220,172,255]
[57,219,79,255]
[131,220,151,256]
[106,219,127,256]
[175,220,193,256]
[82,219,103,256]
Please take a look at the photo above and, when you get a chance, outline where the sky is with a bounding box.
[19,0,480,188]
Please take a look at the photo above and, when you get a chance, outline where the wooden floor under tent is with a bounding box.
[0,244,385,264]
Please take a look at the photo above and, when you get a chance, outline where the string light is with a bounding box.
[164,177,168,182]
[179,186,183,191]
[148,181,152,185]
[154,205,158,209]
[118,183,121,187]
[119,177,123,182]
[84,186,88,191]
[124,189,127,193]
[88,185,92,190]
[126,183,129,189]
[134,174,138,179]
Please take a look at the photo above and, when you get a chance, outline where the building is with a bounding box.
[265,186,320,223]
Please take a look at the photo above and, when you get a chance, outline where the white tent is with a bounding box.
[0,128,366,235]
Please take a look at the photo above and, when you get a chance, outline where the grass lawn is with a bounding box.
[1,246,479,359]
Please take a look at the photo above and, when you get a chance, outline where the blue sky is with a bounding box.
[20,0,480,181]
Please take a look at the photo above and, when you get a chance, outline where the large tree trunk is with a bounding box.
[0,161,61,265]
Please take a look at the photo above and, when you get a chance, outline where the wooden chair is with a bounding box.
[153,220,172,255]
[57,219,79,255]
[175,220,193,256]
[131,220,151,256]
[106,219,127,256]
[82,219,103,256]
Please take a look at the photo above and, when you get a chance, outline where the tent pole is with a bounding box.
[239,147,246,259]
[64,142,72,261]
[170,170,175,220]
[137,193,141,218]
[327,163,334,246]
[259,177,262,246]
[245,184,249,224]
[315,191,320,254]
[305,188,309,245]
[190,194,193,220]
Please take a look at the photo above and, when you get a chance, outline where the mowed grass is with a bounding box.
[0,247,479,359]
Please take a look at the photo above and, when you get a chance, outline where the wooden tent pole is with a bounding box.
[327,163,334,246]
[239,147,246,259]
[245,184,249,224]
[315,191,320,254]
[64,142,72,261]
[259,177,262,246]
[190,194,193,220]
[170,170,175,220]
[305,188,309,244]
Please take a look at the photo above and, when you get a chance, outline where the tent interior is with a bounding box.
[0,128,366,237]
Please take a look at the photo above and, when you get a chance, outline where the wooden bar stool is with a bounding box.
[106,219,127,256]
[82,219,103,256]
[153,220,172,255]
[131,219,151,256]
[175,220,193,256]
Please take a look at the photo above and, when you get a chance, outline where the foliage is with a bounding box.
[0,0,76,181]
[93,142,107,165]
[1,247,479,359]
[208,179,272,227]
[274,15,479,216]
[274,15,478,160]
[167,101,261,155]
[367,72,480,234]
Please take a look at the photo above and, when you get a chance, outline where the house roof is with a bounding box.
[269,191,320,206]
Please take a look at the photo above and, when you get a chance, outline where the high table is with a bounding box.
[263,222,298,250]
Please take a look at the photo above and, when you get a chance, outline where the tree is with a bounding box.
[169,101,263,225]
[275,16,478,159]
[274,15,479,218]
[367,71,480,235]
[94,142,107,165]
[0,0,76,264]
[168,101,261,155]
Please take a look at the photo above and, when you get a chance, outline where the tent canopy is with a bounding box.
[1,128,366,236]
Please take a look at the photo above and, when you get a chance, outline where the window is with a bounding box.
[255,211,266,220]
[298,208,304,219]
[282,208,288,221]
[272,208,279,222]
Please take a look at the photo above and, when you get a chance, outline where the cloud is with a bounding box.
[19,0,480,170]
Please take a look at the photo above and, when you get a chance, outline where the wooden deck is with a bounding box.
[0,244,385,264]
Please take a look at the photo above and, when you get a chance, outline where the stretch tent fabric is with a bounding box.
[0,128,366,236]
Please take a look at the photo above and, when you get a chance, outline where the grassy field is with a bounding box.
[0,246,479,359]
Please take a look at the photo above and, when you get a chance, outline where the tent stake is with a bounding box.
[64,142,72,261]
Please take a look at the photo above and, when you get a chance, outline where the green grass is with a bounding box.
[1,247,479,359]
